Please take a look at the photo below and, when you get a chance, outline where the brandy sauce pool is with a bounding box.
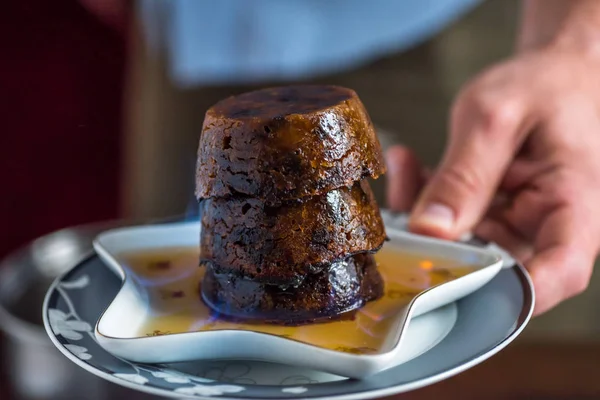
[118,245,477,355]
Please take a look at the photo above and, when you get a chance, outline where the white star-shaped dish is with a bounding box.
[93,211,508,379]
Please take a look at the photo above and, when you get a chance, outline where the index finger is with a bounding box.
[410,86,530,238]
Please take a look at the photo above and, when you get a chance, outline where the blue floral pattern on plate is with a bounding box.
[43,214,533,399]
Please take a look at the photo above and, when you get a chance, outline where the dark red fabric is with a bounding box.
[0,0,126,257]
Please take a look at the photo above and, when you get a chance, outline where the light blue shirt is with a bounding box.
[139,0,482,88]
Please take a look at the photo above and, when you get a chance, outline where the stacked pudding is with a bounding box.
[196,85,387,323]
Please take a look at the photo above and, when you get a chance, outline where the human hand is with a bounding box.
[386,47,600,316]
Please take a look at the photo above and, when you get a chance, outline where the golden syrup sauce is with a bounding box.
[119,245,477,355]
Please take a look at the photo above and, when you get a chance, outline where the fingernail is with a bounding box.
[413,203,455,231]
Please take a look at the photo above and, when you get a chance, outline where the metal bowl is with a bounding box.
[0,221,159,399]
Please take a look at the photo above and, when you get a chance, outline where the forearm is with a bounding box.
[518,0,600,54]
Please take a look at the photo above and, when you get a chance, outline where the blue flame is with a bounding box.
[184,191,201,222]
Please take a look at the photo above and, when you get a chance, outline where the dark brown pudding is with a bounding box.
[195,85,386,205]
[199,179,386,285]
[201,253,384,324]
[195,84,387,324]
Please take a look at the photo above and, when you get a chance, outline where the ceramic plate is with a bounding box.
[43,212,534,399]
[90,213,503,378]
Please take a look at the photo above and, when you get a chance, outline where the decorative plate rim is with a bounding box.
[91,221,503,370]
[42,235,535,399]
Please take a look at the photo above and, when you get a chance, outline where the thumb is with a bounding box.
[409,90,529,239]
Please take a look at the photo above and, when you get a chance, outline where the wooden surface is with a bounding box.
[386,339,600,400]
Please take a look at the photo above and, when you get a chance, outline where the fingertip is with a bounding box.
[408,202,457,239]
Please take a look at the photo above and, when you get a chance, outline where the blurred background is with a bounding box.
[1,0,599,399]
